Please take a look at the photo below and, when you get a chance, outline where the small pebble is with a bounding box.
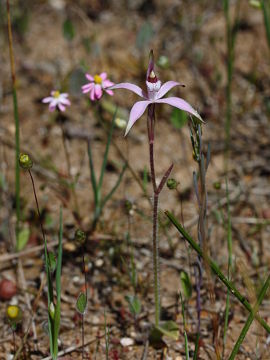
[0,279,16,300]
[120,337,134,347]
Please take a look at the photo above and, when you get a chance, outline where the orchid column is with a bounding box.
[110,51,203,327]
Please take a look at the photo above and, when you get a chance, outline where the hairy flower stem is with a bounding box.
[147,104,173,327]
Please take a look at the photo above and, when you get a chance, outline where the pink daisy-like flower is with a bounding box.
[42,91,71,112]
[81,72,114,101]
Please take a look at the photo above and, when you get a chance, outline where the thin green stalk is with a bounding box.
[261,0,270,49]
[104,310,110,360]
[6,0,20,243]
[165,211,270,334]
[98,112,116,189]
[223,179,232,355]
[179,292,189,360]
[228,274,270,359]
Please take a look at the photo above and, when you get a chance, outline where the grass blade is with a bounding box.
[228,274,270,359]
[223,179,233,353]
[98,110,116,190]
[261,0,270,49]
[87,139,98,206]
[101,162,127,211]
[165,210,270,334]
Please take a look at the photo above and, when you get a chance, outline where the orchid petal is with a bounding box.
[125,100,151,136]
[155,97,203,122]
[146,50,155,80]
[109,83,146,98]
[156,81,185,100]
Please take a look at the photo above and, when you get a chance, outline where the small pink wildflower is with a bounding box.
[81,72,114,101]
[42,91,71,112]
[110,51,203,136]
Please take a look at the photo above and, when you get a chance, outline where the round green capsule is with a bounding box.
[19,154,33,170]
[167,178,178,190]
[75,229,86,244]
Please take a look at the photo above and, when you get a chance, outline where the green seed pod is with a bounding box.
[167,178,178,190]
[19,154,33,170]
[75,229,86,245]
[49,302,55,320]
[213,181,221,190]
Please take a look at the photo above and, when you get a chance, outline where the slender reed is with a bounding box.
[75,229,87,360]
[223,179,233,355]
[165,211,270,334]
[6,0,20,243]
[228,274,270,359]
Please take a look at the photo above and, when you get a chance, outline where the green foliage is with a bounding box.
[136,22,154,50]
[88,111,127,230]
[170,108,188,129]
[125,295,141,316]
[76,292,87,315]
[62,18,75,41]
[69,68,86,97]
[46,208,63,360]
[150,320,179,344]
[16,227,30,251]
[48,252,56,273]
[180,270,192,300]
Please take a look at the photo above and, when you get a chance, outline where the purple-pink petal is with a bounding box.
[95,85,103,99]
[125,100,151,136]
[103,79,114,88]
[105,89,114,96]
[42,97,53,103]
[82,83,94,93]
[156,81,184,100]
[58,103,66,112]
[100,72,107,80]
[110,83,146,99]
[155,97,203,122]
[61,98,71,105]
[86,74,94,81]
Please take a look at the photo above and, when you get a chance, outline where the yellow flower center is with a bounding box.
[94,75,102,84]
[7,305,19,320]
[53,91,60,98]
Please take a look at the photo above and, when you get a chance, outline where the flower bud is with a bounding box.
[213,181,221,190]
[19,154,33,170]
[7,305,20,321]
[75,229,86,245]
[49,302,55,319]
[167,178,178,190]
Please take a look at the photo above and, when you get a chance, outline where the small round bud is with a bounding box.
[19,154,33,170]
[49,302,55,319]
[157,55,170,69]
[213,181,221,190]
[7,305,20,320]
[75,229,86,245]
[167,178,178,190]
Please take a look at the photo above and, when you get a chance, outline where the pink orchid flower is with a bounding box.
[110,53,203,136]
[42,91,71,112]
[81,72,114,101]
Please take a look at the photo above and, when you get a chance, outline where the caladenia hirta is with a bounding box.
[111,51,203,330]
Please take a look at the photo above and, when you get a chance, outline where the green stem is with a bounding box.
[228,275,270,359]
[165,211,270,334]
[6,0,20,243]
